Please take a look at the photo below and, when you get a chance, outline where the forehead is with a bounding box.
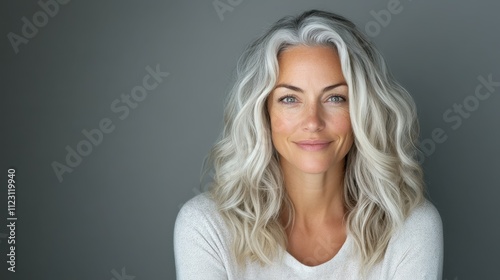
[276,45,345,84]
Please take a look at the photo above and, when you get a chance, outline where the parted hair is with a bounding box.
[204,9,424,274]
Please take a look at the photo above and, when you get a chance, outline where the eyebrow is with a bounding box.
[273,82,347,93]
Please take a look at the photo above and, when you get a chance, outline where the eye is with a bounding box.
[279,95,297,104]
[327,95,346,103]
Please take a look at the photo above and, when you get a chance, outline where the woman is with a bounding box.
[174,9,443,280]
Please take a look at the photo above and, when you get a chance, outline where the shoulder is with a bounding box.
[174,192,224,232]
[176,192,219,220]
[402,199,442,231]
[398,198,443,238]
[379,199,444,279]
[174,193,236,279]
[174,192,231,244]
[174,192,232,260]
[387,198,443,249]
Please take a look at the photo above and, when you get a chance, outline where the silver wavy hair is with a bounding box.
[204,9,424,273]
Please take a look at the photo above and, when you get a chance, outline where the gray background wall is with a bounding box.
[1,0,499,279]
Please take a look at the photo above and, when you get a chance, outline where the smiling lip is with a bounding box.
[294,140,332,151]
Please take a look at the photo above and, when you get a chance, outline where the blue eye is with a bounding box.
[279,95,297,103]
[327,95,346,103]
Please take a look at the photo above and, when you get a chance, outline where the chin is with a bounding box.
[278,153,345,175]
[293,161,333,174]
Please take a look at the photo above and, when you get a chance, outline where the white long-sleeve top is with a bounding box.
[174,192,443,280]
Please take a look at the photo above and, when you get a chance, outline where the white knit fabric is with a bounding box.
[174,192,443,280]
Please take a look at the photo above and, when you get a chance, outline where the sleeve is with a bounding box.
[389,201,444,280]
[174,200,229,280]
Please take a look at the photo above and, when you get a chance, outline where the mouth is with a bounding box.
[294,140,332,151]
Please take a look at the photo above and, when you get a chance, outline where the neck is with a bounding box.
[280,160,346,231]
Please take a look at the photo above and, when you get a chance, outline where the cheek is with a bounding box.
[270,112,298,137]
[269,113,296,152]
[334,115,352,133]
[327,111,353,138]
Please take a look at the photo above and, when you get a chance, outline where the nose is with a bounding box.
[303,102,325,132]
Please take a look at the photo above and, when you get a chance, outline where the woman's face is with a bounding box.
[267,45,354,174]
